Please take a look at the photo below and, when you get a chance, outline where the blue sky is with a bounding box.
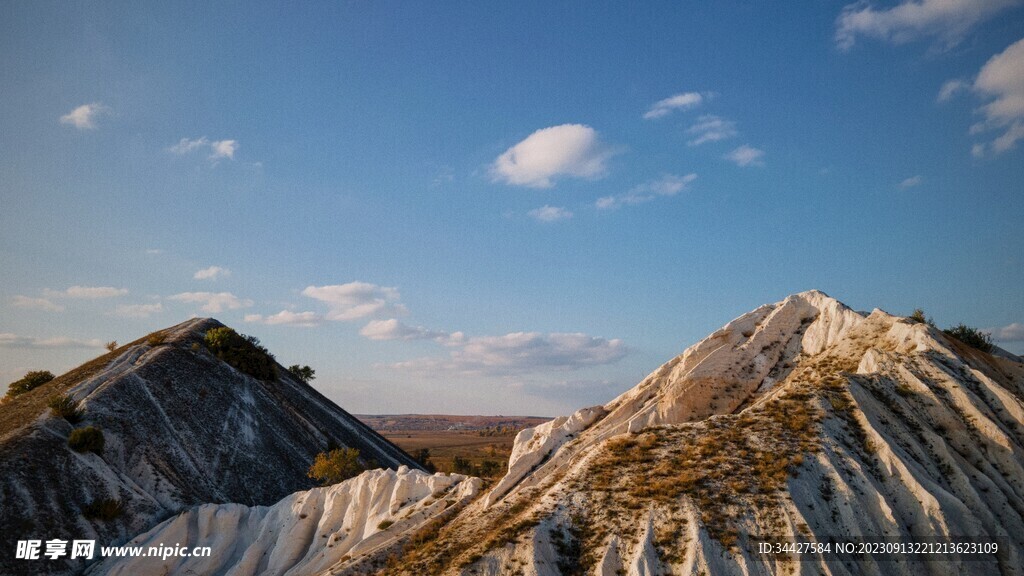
[2,1,1023,415]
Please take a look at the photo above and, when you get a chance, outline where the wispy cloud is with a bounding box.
[527,205,573,223]
[0,333,104,349]
[511,377,627,405]
[899,175,923,188]
[490,124,615,188]
[835,0,1020,51]
[302,282,406,321]
[391,331,628,377]
[11,296,64,312]
[971,38,1024,157]
[60,102,108,129]
[194,266,230,280]
[169,292,253,313]
[686,115,738,146]
[113,302,163,318]
[244,310,322,327]
[360,319,452,341]
[724,145,765,167]
[596,173,697,210]
[169,137,239,161]
[44,286,128,299]
[643,92,704,119]
[937,79,968,102]
[987,322,1024,342]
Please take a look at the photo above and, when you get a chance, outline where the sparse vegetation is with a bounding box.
[449,454,503,478]
[944,324,994,353]
[451,455,473,475]
[477,460,502,478]
[377,520,394,530]
[68,426,105,454]
[204,327,278,381]
[287,364,316,383]
[586,387,822,552]
[48,395,83,423]
[5,370,55,398]
[908,308,934,326]
[146,332,167,346]
[83,498,124,521]
[307,447,365,486]
[414,448,437,473]
[105,341,118,352]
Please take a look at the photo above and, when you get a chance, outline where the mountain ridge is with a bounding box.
[0,317,422,575]
[67,292,1024,575]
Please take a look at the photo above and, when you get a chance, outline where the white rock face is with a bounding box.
[484,405,607,507]
[89,467,481,576]
[392,290,1024,576]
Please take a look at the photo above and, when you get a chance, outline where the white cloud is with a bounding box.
[835,0,1020,51]
[392,331,628,377]
[686,115,738,146]
[244,310,322,327]
[643,92,704,119]
[210,140,238,160]
[44,286,128,299]
[169,292,253,313]
[60,102,108,129]
[0,333,104,349]
[11,296,64,312]
[169,137,239,161]
[113,302,163,318]
[527,205,573,223]
[490,124,614,188]
[194,266,230,280]
[937,79,968,102]
[596,173,697,210]
[145,248,164,255]
[724,145,765,167]
[988,322,1024,342]
[899,175,923,188]
[360,319,449,341]
[971,38,1024,156]
[170,137,210,154]
[302,282,406,321]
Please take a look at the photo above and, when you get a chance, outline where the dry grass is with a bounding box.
[584,386,822,553]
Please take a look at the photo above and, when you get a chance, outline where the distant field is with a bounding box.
[357,414,550,477]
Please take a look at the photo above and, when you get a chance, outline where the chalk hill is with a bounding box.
[0,318,421,575]
[93,293,1024,575]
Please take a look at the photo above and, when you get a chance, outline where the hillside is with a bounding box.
[0,318,422,576]
[92,292,1024,575]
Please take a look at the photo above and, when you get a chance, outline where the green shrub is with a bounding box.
[307,447,364,486]
[83,498,124,521]
[5,370,55,398]
[908,308,934,326]
[204,327,277,381]
[377,520,394,530]
[68,426,105,454]
[48,395,83,423]
[414,448,437,473]
[944,324,994,353]
[146,332,167,346]
[477,460,502,478]
[287,365,316,383]
[451,456,473,475]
